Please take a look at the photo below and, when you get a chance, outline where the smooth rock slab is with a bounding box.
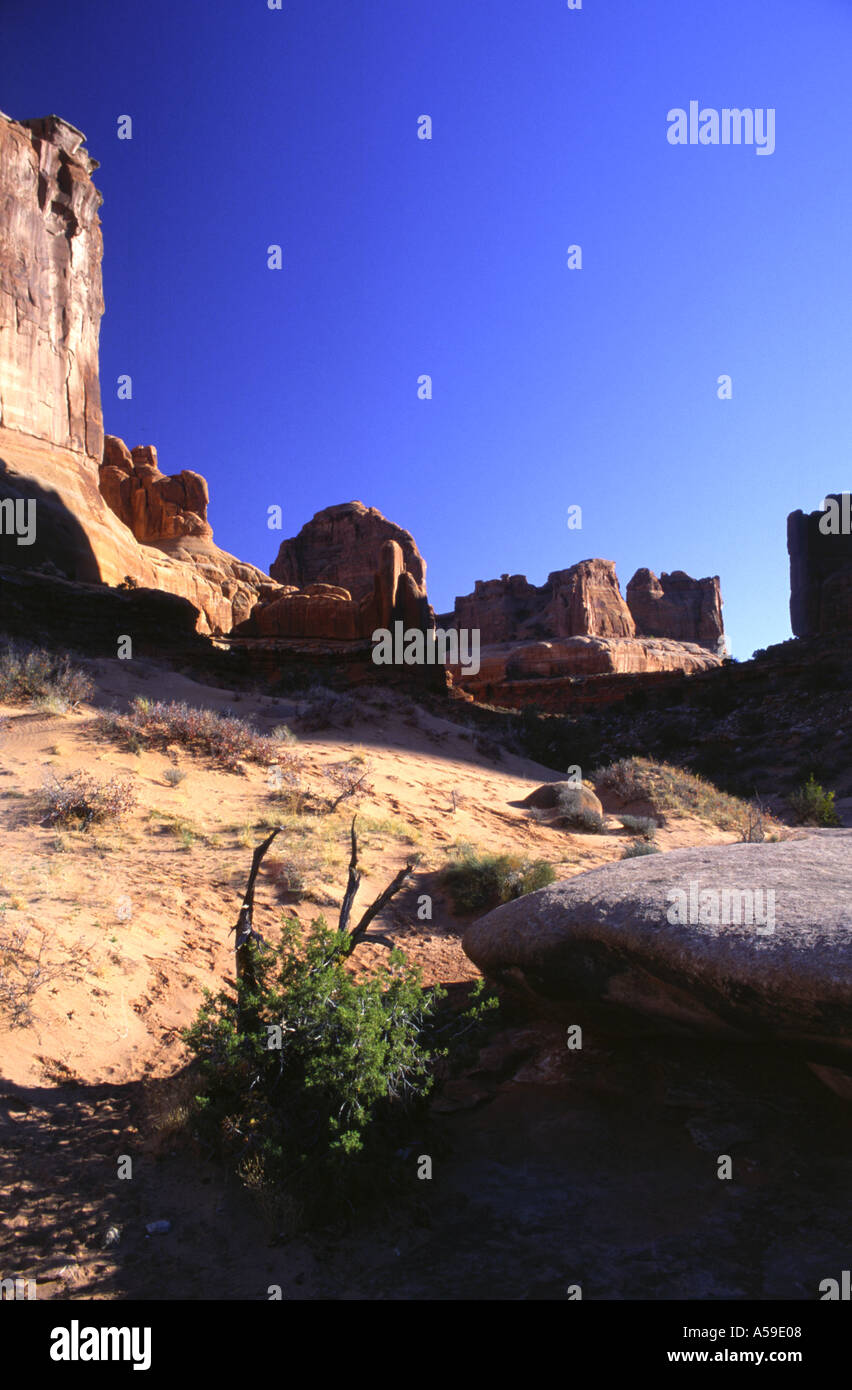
[463,834,852,1058]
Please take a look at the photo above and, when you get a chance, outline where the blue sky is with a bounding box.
[4,0,852,656]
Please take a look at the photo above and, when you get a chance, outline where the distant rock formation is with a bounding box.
[788,495,852,637]
[242,536,432,642]
[626,569,725,655]
[445,559,724,653]
[440,557,725,699]
[99,437,213,544]
[271,501,427,600]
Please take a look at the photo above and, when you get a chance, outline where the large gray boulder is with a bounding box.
[463,833,852,1063]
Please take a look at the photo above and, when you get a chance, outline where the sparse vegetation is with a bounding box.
[595,757,749,831]
[621,839,661,859]
[184,917,437,1217]
[788,774,841,827]
[442,843,556,913]
[0,923,89,1026]
[298,686,357,731]
[617,814,658,841]
[97,697,285,771]
[163,767,187,787]
[555,792,607,834]
[39,770,137,829]
[0,643,93,711]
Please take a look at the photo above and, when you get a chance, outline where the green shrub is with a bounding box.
[617,814,657,841]
[788,774,841,827]
[621,839,661,859]
[442,843,555,913]
[558,800,607,834]
[182,917,439,1213]
[0,643,92,710]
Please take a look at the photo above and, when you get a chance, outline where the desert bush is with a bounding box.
[183,916,439,1213]
[595,757,747,831]
[163,767,187,787]
[788,774,841,827]
[0,923,89,1026]
[0,643,93,711]
[617,813,658,841]
[621,839,661,859]
[555,789,607,833]
[39,770,137,828]
[299,686,357,731]
[323,759,372,808]
[98,698,283,771]
[442,844,556,913]
[271,723,299,744]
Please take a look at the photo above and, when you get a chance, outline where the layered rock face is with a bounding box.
[444,557,724,698]
[447,559,724,652]
[271,501,427,599]
[0,113,104,457]
[242,535,432,642]
[99,437,213,544]
[626,569,725,655]
[788,495,852,637]
[0,112,275,636]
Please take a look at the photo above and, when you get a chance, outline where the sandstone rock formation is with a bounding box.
[271,501,427,600]
[626,569,725,654]
[242,537,432,642]
[788,495,852,637]
[463,834,852,1066]
[0,111,273,635]
[0,113,103,457]
[446,558,724,651]
[99,437,213,544]
[449,560,636,643]
[448,634,721,703]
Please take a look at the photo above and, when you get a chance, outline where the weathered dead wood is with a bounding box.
[232,826,282,1029]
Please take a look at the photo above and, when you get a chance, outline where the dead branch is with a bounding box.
[337,817,363,932]
[231,826,282,1028]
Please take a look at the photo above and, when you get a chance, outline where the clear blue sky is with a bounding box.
[4,0,852,657]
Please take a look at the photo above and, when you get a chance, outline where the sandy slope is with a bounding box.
[0,660,748,1299]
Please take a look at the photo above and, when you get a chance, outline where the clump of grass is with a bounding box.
[271,724,299,744]
[265,847,314,895]
[0,643,93,711]
[298,686,357,731]
[163,767,187,787]
[98,698,285,771]
[555,794,608,834]
[788,774,841,827]
[617,813,658,841]
[442,843,556,914]
[621,839,661,859]
[595,757,748,831]
[39,770,137,828]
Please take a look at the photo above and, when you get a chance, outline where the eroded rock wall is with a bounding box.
[788,496,852,637]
